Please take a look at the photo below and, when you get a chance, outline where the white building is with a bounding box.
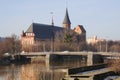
[87,36,105,44]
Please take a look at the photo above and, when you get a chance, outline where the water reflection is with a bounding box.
[0,56,86,80]
[0,64,67,80]
[0,65,20,80]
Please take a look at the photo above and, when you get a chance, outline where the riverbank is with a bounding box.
[0,55,31,65]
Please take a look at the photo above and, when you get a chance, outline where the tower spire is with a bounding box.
[52,16,54,26]
[50,12,54,26]
[63,8,71,29]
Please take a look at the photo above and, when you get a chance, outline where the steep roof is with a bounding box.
[78,25,86,33]
[63,8,71,24]
[74,25,86,34]
[26,23,64,39]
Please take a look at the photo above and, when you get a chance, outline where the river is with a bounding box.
[0,56,86,80]
[0,63,66,80]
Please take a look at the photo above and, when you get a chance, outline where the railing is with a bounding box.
[68,63,108,75]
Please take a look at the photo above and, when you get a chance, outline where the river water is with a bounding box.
[0,56,86,80]
[0,63,66,80]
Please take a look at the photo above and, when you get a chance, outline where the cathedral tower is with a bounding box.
[63,8,71,29]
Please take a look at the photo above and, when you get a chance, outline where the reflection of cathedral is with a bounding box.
[21,8,86,51]
[21,64,38,80]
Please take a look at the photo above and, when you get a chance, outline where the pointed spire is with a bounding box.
[63,8,71,29]
[63,8,71,24]
[51,16,54,26]
[50,12,54,26]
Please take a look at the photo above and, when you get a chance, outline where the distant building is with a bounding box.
[21,8,86,51]
[87,36,105,44]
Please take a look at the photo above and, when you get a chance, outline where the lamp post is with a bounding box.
[105,36,108,52]
[43,43,45,52]
[106,40,108,52]
[99,41,102,52]
[51,37,54,52]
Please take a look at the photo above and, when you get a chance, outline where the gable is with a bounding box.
[74,25,86,34]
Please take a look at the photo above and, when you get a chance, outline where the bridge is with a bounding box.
[18,52,120,67]
[19,52,120,57]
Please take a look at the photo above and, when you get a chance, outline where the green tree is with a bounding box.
[63,33,72,43]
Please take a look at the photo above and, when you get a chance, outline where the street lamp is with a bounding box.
[99,41,102,52]
[106,40,108,52]
[105,36,108,52]
[43,43,45,52]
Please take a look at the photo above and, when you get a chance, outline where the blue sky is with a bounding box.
[0,0,120,40]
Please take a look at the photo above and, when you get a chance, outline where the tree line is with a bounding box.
[0,34,21,57]
[0,33,120,57]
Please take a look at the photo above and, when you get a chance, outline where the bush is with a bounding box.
[108,59,120,73]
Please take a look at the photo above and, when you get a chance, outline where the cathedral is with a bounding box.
[21,8,86,51]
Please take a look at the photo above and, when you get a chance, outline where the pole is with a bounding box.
[106,40,108,52]
[51,38,53,52]
[100,42,102,52]
[43,42,45,53]
[51,36,54,52]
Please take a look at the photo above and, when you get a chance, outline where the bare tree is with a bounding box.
[108,59,120,73]
[0,34,21,56]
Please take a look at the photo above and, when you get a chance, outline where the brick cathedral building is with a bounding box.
[21,8,86,51]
